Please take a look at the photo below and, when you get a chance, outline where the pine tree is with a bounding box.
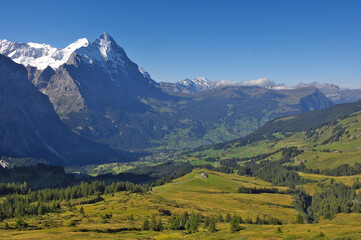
[169,216,180,230]
[150,215,157,231]
[156,219,163,231]
[203,217,210,228]
[79,206,85,216]
[186,213,199,234]
[225,213,232,222]
[208,218,217,233]
[255,215,262,224]
[230,217,241,233]
[142,218,150,231]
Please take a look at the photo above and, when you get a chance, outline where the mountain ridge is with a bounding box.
[0,34,334,151]
[0,54,138,166]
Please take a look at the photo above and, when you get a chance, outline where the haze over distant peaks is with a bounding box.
[160,77,290,94]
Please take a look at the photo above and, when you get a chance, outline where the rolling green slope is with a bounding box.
[177,100,361,171]
[1,169,361,239]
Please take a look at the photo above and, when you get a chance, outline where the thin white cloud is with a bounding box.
[213,80,238,87]
[240,78,276,87]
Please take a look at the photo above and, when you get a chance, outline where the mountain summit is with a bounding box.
[0,38,89,70]
[0,54,134,166]
[75,33,128,71]
[0,34,334,151]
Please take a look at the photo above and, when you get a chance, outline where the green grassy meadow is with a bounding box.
[2,169,361,239]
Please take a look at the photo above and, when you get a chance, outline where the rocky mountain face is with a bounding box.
[296,83,361,104]
[0,54,136,166]
[0,34,334,152]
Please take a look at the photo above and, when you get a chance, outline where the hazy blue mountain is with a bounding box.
[296,83,361,104]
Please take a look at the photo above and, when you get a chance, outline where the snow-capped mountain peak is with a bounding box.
[176,77,214,93]
[0,38,89,70]
[0,34,152,86]
[138,67,154,81]
[75,33,127,69]
[179,77,212,87]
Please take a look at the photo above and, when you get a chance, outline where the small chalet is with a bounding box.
[200,173,208,178]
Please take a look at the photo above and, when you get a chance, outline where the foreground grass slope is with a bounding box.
[1,169,361,239]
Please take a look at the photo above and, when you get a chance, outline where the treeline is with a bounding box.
[0,164,75,189]
[141,212,282,234]
[0,161,198,197]
[237,186,294,194]
[308,182,361,220]
[278,147,303,164]
[127,161,194,186]
[292,182,361,222]
[293,188,313,223]
[235,148,308,188]
[26,181,149,203]
[0,181,149,220]
[250,162,307,188]
[0,195,61,220]
[0,182,28,197]
[295,162,361,177]
[200,147,308,189]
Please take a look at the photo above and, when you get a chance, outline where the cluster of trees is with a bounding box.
[208,148,306,189]
[293,189,313,223]
[0,195,61,219]
[251,162,306,188]
[0,164,75,189]
[238,160,307,188]
[237,186,294,194]
[167,212,203,233]
[128,161,194,187]
[308,182,361,220]
[234,148,309,188]
[0,161,197,193]
[295,163,361,177]
[0,181,149,220]
[227,213,282,226]
[24,181,149,203]
[278,147,303,164]
[292,182,361,223]
[0,182,28,197]
[142,215,164,231]
[321,125,346,145]
[141,212,283,234]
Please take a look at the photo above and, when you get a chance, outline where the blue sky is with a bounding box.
[1,0,360,88]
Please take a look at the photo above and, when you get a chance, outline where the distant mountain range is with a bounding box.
[296,83,361,104]
[0,33,340,165]
[161,77,361,105]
